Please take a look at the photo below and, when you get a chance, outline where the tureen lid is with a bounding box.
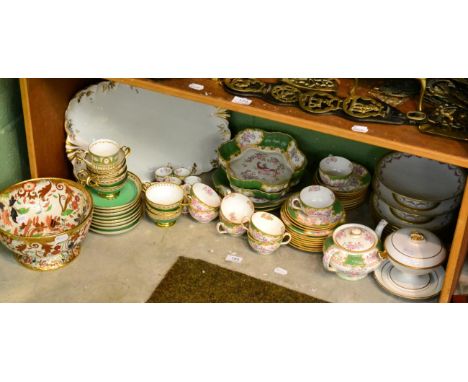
[385,228,446,269]
[333,223,378,252]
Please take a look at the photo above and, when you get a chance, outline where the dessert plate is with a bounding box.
[65,81,230,182]
[371,193,454,232]
[374,260,444,300]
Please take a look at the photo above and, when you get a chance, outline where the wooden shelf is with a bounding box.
[19,78,468,302]
[109,78,468,169]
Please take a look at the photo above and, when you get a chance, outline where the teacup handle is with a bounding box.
[216,222,228,234]
[122,146,131,158]
[76,169,99,187]
[240,221,250,231]
[291,197,302,211]
[74,150,92,166]
[280,232,292,245]
[322,251,337,273]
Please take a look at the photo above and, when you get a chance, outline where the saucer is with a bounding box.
[374,260,444,300]
[317,163,371,193]
[286,195,345,227]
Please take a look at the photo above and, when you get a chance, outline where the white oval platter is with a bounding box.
[65,81,230,182]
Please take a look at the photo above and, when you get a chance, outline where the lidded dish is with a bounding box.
[322,221,387,281]
[384,228,446,275]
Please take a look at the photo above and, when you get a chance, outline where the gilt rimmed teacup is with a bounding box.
[87,139,131,167]
[154,166,173,182]
[173,167,191,180]
[243,211,290,244]
[247,232,291,255]
[187,183,221,223]
[216,193,254,236]
[319,156,353,187]
[143,182,185,211]
[291,185,335,216]
[145,202,182,227]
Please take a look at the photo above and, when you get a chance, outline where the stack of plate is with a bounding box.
[215,129,307,212]
[372,152,466,233]
[279,194,346,253]
[89,172,143,235]
[312,162,371,210]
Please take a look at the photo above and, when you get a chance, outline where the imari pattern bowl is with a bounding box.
[0,178,93,271]
[218,128,307,193]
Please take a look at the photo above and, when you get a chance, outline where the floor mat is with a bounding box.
[146,256,326,303]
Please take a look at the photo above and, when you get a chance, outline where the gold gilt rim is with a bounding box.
[93,202,142,221]
[0,177,93,243]
[91,206,143,227]
[373,262,442,300]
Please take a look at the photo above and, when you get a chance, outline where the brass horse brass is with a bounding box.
[342,96,387,119]
[298,91,342,114]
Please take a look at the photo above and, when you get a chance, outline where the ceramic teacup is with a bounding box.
[76,139,129,171]
[243,211,291,244]
[247,232,291,255]
[319,156,353,187]
[216,193,255,236]
[187,183,221,223]
[173,167,191,180]
[184,175,202,186]
[143,182,185,211]
[145,202,182,227]
[154,166,173,182]
[180,176,202,214]
[291,185,335,216]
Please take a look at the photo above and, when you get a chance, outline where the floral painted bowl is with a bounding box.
[218,128,307,193]
[0,178,93,271]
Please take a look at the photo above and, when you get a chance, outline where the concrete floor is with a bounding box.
[0,201,450,303]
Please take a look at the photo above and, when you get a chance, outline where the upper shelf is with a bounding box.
[108,78,468,168]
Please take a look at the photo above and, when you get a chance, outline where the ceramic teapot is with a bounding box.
[322,220,388,281]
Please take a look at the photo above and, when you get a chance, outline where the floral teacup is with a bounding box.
[243,211,290,244]
[247,232,291,255]
[173,167,191,180]
[291,185,335,217]
[216,193,254,236]
[154,166,173,182]
[188,183,221,223]
[319,156,353,187]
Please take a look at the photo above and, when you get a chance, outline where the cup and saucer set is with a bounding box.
[75,138,143,235]
[312,155,371,210]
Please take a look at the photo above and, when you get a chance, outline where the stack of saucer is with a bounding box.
[279,186,346,253]
[313,156,371,210]
[76,138,131,200]
[89,172,143,235]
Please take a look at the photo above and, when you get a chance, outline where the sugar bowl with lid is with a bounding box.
[322,221,387,280]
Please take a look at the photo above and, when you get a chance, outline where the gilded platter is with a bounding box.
[65,81,231,181]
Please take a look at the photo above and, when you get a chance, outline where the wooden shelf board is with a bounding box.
[108,78,468,168]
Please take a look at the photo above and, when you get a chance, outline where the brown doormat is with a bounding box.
[146,257,326,303]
